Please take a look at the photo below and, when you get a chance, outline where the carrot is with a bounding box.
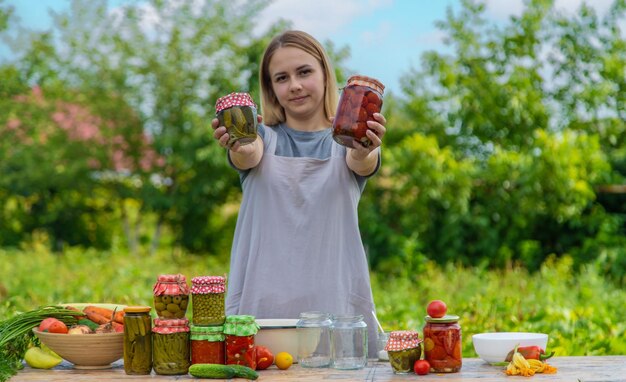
[82,306,125,325]
[83,310,110,325]
[113,310,125,325]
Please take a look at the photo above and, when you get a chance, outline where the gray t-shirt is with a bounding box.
[229,123,380,192]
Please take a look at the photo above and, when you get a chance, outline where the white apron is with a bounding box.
[226,126,378,356]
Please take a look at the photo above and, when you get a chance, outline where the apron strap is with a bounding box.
[264,125,278,155]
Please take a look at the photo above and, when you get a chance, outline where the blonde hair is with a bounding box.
[259,30,339,126]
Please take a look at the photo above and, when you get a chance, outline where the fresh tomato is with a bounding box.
[255,345,274,370]
[414,359,430,375]
[426,300,447,318]
[39,318,68,334]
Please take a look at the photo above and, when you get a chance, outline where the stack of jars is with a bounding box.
[151,274,191,375]
[189,276,227,366]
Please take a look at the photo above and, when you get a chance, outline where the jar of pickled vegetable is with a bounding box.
[215,92,258,148]
[152,318,191,375]
[190,324,225,365]
[423,315,462,373]
[385,330,423,374]
[153,273,190,319]
[123,306,152,375]
[332,75,384,148]
[223,315,259,369]
[191,276,225,325]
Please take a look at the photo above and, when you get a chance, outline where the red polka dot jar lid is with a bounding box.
[347,75,385,95]
[191,276,226,294]
[153,273,190,296]
[152,318,190,334]
[384,330,423,351]
[215,92,256,113]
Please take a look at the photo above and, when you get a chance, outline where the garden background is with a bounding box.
[1,0,625,359]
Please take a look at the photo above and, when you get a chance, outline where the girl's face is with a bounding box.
[268,46,326,126]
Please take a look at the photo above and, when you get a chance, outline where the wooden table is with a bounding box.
[11,356,626,381]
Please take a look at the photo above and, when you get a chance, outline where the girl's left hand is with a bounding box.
[351,112,387,159]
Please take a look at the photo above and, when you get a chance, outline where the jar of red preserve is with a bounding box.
[223,315,259,369]
[332,75,384,148]
[190,324,225,365]
[422,314,462,373]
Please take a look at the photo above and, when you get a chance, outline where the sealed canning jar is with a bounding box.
[330,314,368,370]
[123,306,152,375]
[152,318,191,375]
[153,274,190,319]
[385,330,423,374]
[215,92,258,148]
[332,75,385,148]
[191,276,226,325]
[190,324,225,365]
[423,314,462,373]
[297,311,332,368]
[224,315,259,369]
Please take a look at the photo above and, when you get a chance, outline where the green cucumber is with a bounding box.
[229,364,259,380]
[77,318,99,331]
[189,363,236,379]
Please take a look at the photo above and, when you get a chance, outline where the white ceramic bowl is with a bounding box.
[255,319,298,362]
[472,332,548,363]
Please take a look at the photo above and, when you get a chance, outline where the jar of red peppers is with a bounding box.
[190,324,225,365]
[152,318,191,375]
[223,315,259,369]
[332,75,384,148]
[423,314,462,373]
[153,274,190,319]
[191,276,226,325]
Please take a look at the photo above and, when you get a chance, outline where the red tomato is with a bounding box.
[414,359,430,375]
[427,300,447,318]
[39,318,68,333]
[255,345,274,370]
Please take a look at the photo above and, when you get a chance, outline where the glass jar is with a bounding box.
[215,92,258,148]
[123,306,152,375]
[330,314,368,370]
[152,318,190,375]
[385,330,423,374]
[423,314,462,373]
[223,315,259,369]
[191,276,226,325]
[153,273,190,319]
[190,324,225,365]
[332,75,385,148]
[296,311,332,368]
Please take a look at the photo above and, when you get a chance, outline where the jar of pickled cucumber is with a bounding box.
[123,306,152,375]
[385,330,423,374]
[152,318,191,375]
[215,92,258,148]
[190,324,225,365]
[423,315,462,373]
[153,274,190,319]
[191,276,225,325]
[224,315,259,369]
[332,75,384,148]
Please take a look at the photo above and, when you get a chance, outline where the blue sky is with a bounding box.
[1,0,613,94]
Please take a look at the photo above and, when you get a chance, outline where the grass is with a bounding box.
[1,245,625,358]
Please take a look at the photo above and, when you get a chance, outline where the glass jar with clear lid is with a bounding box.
[423,314,462,373]
[123,306,153,375]
[330,314,368,370]
[296,311,332,368]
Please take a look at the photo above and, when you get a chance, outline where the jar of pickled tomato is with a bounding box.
[423,314,462,373]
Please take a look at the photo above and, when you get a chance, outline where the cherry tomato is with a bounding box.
[255,345,274,370]
[414,359,430,375]
[427,300,447,318]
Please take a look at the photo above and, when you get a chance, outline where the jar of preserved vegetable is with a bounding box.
[423,314,462,373]
[152,318,191,375]
[332,75,384,148]
[330,314,368,370]
[296,311,332,368]
[385,330,423,374]
[191,276,226,325]
[215,92,258,148]
[190,324,225,365]
[223,315,259,369]
[123,306,152,375]
[153,273,190,319]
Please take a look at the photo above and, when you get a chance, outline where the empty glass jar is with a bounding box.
[330,314,368,370]
[296,311,332,368]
